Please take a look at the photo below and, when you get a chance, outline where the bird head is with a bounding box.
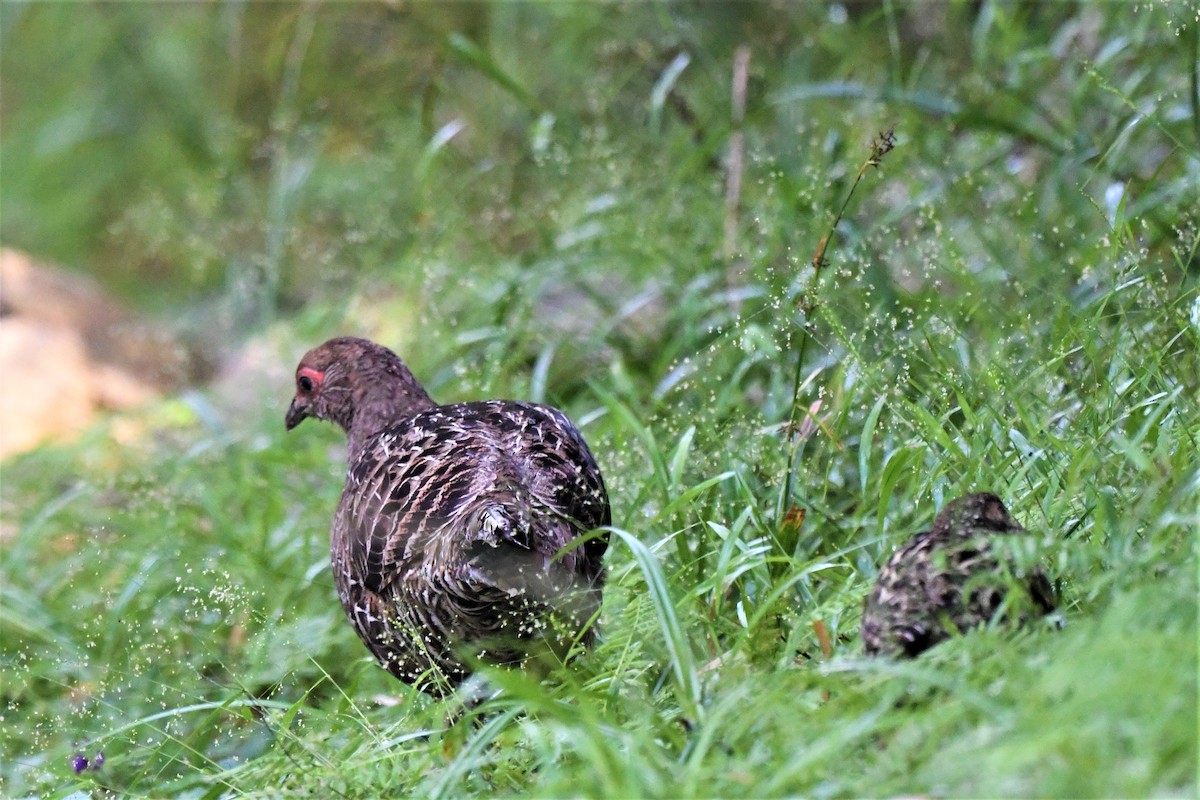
[285,338,362,433]
[932,492,1024,537]
[285,337,436,448]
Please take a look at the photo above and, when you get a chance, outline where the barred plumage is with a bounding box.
[286,337,609,696]
[861,492,1056,658]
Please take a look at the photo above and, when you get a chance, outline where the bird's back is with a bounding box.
[331,399,610,693]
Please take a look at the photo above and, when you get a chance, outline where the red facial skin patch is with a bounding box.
[298,367,325,388]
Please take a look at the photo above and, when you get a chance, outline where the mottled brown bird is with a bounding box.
[286,337,610,697]
[861,492,1055,658]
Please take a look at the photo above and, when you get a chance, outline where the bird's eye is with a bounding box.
[298,375,315,392]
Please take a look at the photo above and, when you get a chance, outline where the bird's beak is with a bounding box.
[285,398,309,431]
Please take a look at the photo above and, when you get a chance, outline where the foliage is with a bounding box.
[2,2,1197,797]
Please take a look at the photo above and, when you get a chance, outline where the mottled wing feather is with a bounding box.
[507,404,611,574]
[862,529,939,656]
[349,401,608,579]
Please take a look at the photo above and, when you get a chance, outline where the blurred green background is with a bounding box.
[6,2,1193,326]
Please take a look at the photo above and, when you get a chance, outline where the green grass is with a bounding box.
[2,3,1198,797]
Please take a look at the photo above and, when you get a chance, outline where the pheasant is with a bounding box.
[285,336,610,697]
[861,492,1056,657]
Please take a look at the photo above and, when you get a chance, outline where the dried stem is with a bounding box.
[781,126,896,509]
[724,46,752,298]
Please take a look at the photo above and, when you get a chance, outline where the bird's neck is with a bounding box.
[345,367,437,456]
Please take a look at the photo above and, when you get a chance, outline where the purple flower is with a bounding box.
[70,750,104,775]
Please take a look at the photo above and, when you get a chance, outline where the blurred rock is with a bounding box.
[0,318,95,456]
[0,248,196,457]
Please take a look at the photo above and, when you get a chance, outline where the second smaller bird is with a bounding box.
[861,492,1056,658]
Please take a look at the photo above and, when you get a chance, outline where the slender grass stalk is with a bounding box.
[1191,22,1199,146]
[608,527,704,725]
[781,125,897,511]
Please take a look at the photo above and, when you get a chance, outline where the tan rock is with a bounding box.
[0,318,94,456]
[0,248,197,457]
[1,248,194,392]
